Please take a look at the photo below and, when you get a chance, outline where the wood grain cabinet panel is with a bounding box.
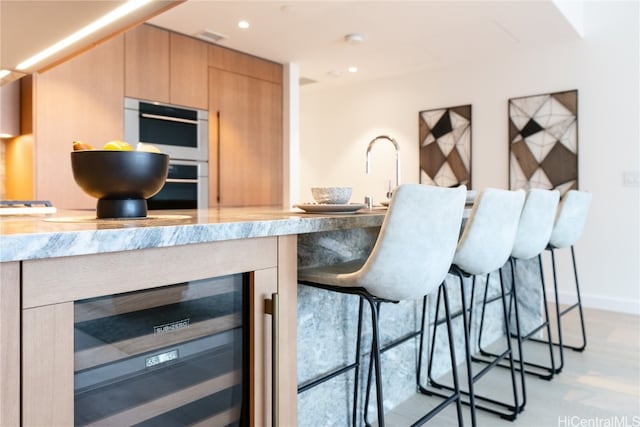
[124,24,170,103]
[209,68,283,207]
[20,238,295,426]
[0,263,20,427]
[33,35,124,209]
[170,32,208,109]
[208,44,282,85]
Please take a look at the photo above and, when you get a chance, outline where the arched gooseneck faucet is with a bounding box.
[366,135,400,199]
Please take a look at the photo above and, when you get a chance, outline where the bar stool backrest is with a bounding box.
[548,190,592,249]
[453,188,525,275]
[351,184,467,302]
[512,189,560,260]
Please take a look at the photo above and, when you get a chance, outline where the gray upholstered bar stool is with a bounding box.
[426,188,525,425]
[476,189,560,385]
[298,184,467,426]
[532,190,592,373]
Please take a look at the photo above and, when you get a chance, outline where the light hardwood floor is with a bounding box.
[386,306,640,426]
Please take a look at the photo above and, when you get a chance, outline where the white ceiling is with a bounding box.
[0,0,177,84]
[149,0,582,88]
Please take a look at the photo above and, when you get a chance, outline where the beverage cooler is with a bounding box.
[72,274,248,427]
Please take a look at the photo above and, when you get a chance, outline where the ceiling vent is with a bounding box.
[195,29,228,44]
[299,77,318,86]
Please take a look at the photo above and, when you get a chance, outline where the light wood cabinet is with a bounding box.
[33,35,124,209]
[208,44,282,85]
[0,263,20,427]
[125,24,208,109]
[208,67,283,207]
[124,24,170,103]
[20,236,297,426]
[170,32,208,110]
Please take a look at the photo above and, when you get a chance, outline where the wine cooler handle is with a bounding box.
[265,293,279,426]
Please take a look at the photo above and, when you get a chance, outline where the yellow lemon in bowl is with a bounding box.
[103,140,133,151]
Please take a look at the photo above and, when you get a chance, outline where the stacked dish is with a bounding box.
[294,187,365,214]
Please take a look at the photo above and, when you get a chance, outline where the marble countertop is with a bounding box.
[0,207,387,262]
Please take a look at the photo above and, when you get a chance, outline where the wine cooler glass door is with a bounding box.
[73,274,248,427]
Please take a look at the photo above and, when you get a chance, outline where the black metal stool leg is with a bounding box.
[363,298,384,427]
[476,255,557,380]
[507,259,527,412]
[570,246,588,352]
[457,272,478,427]
[497,267,521,418]
[415,284,465,426]
[426,286,443,386]
[441,284,465,427]
[538,253,557,375]
[352,297,365,427]
[550,248,566,372]
[477,274,491,356]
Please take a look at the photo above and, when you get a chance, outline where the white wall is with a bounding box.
[298,1,639,314]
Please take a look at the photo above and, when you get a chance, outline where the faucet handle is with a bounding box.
[365,195,373,209]
[386,180,393,200]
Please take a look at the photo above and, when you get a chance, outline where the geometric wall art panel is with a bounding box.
[509,89,578,195]
[419,104,472,188]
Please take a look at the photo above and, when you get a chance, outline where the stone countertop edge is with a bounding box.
[0,207,387,263]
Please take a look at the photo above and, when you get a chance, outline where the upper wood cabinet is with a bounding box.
[208,44,282,85]
[124,24,170,103]
[170,32,208,110]
[33,35,124,209]
[125,24,208,110]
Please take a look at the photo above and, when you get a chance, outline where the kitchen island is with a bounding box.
[0,206,385,427]
[0,207,541,426]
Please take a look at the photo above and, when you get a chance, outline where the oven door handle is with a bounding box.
[164,178,199,184]
[140,113,199,125]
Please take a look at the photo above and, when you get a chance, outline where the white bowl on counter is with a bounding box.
[311,187,353,204]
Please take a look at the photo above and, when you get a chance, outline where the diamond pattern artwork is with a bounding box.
[419,105,471,188]
[509,90,578,195]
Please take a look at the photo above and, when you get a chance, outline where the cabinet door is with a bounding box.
[170,33,208,109]
[0,263,20,427]
[22,238,284,426]
[34,35,124,209]
[125,24,170,102]
[209,68,283,207]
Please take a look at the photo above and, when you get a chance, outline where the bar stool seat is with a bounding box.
[426,188,526,425]
[298,184,467,426]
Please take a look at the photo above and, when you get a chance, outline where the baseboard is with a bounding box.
[546,288,640,316]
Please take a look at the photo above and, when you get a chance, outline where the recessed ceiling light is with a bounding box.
[238,20,250,29]
[348,66,358,73]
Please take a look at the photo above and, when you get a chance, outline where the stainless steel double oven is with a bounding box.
[125,97,209,210]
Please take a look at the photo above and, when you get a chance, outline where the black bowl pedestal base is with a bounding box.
[97,199,148,219]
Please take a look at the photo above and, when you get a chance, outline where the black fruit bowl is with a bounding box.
[71,150,169,218]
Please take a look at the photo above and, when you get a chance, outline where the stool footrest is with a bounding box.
[298,361,359,394]
[473,353,554,380]
[380,330,421,354]
[414,387,462,426]
[423,382,520,420]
